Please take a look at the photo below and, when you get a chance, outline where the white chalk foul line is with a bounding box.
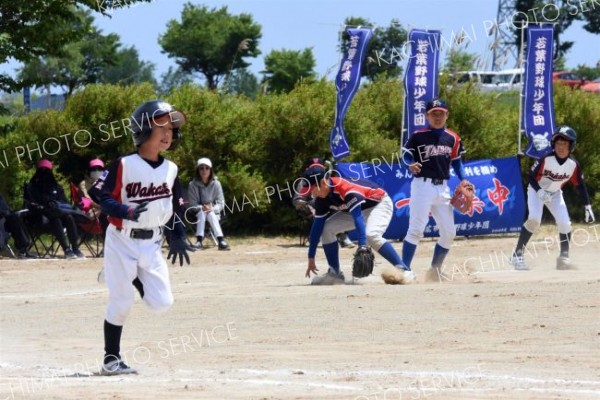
[0,289,105,299]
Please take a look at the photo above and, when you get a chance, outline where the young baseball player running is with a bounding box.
[90,100,190,375]
[509,126,595,270]
[401,98,471,281]
[301,164,414,285]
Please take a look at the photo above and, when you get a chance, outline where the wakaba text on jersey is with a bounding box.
[542,169,571,182]
[125,181,171,200]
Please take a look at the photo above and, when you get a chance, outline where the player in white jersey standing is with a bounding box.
[509,126,595,270]
[90,100,190,375]
[401,98,471,280]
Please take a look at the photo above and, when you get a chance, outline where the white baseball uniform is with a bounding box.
[91,153,184,325]
[525,153,590,234]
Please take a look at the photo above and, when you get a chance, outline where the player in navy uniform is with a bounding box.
[401,98,471,281]
[509,126,595,270]
[301,165,413,285]
[90,100,190,375]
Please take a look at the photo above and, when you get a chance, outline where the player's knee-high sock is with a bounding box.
[322,242,340,273]
[431,244,449,269]
[378,242,408,270]
[515,226,534,255]
[132,277,144,298]
[558,232,571,256]
[104,320,123,364]
[402,241,417,268]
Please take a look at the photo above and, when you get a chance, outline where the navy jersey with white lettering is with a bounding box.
[404,127,465,180]
[529,152,591,205]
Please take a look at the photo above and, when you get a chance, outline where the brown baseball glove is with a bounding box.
[451,180,475,214]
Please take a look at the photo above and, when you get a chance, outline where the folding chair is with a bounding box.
[0,219,17,257]
[24,212,61,258]
[69,182,105,257]
[207,211,229,247]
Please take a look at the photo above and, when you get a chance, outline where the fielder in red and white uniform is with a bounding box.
[510,125,595,270]
[90,100,190,375]
[301,164,413,285]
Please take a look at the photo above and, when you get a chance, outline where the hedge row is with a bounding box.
[1,79,598,233]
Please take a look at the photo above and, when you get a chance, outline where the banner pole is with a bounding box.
[517,25,526,156]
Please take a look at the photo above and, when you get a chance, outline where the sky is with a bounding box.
[2,0,600,86]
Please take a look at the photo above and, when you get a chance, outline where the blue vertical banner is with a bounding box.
[330,27,373,160]
[521,25,555,159]
[402,29,441,145]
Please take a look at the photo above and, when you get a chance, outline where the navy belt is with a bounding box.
[422,177,445,185]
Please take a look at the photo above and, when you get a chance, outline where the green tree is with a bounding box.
[159,3,262,90]
[100,46,156,86]
[158,66,194,96]
[18,10,120,97]
[444,49,478,73]
[513,0,600,62]
[341,17,408,81]
[573,64,600,80]
[261,48,316,93]
[224,68,260,98]
[0,0,151,92]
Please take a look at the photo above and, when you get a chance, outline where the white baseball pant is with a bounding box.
[103,224,173,326]
[404,177,456,249]
[320,195,393,251]
[526,185,571,234]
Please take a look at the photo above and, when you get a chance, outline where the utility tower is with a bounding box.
[491,0,519,70]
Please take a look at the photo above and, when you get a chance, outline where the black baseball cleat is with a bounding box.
[218,239,230,251]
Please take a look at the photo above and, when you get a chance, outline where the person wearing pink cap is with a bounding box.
[24,159,85,259]
[79,158,106,215]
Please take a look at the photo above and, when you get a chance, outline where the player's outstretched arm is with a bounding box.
[349,206,367,247]
[306,258,318,278]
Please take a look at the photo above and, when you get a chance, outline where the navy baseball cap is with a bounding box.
[298,165,327,196]
[426,98,449,113]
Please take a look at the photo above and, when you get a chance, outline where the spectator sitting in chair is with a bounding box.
[25,159,85,259]
[188,157,229,250]
[79,157,108,231]
[0,192,37,258]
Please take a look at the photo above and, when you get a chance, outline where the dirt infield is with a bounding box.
[1,225,599,400]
